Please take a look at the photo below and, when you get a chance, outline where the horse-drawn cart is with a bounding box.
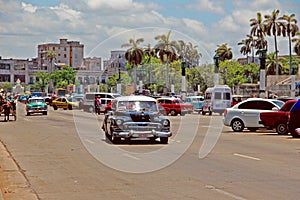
[0,101,17,121]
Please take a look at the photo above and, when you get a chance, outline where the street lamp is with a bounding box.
[181,57,186,96]
[117,55,122,94]
[213,54,220,86]
[258,48,267,98]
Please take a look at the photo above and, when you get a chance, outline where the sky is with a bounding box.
[0,0,299,64]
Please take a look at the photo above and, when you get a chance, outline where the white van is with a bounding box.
[202,85,232,115]
[82,92,121,113]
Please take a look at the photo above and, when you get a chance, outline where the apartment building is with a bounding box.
[37,38,84,71]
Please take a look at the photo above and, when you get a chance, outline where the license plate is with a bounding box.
[139,133,148,138]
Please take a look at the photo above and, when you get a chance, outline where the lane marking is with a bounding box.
[234,153,261,161]
[122,153,140,160]
[206,185,247,200]
[85,139,95,144]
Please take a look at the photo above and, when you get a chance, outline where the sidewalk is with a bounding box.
[0,140,38,200]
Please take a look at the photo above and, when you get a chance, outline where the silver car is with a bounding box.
[223,98,284,132]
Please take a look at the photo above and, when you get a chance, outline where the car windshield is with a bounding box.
[271,100,284,108]
[117,101,158,112]
[29,99,44,103]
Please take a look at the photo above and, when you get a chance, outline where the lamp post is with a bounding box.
[181,57,186,99]
[117,55,122,94]
[258,48,267,98]
[213,54,219,86]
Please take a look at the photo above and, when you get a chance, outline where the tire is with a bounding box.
[43,112,47,115]
[68,105,73,110]
[180,112,186,116]
[160,137,168,144]
[26,112,30,116]
[276,122,288,135]
[170,110,177,116]
[209,110,212,115]
[202,111,206,115]
[111,135,121,144]
[231,119,244,132]
[88,106,94,113]
[53,105,58,110]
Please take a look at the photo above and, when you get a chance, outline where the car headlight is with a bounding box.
[162,119,170,126]
[116,119,123,126]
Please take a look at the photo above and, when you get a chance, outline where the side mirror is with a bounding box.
[272,107,279,111]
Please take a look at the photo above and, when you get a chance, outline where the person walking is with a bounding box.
[94,95,101,115]
[3,99,10,122]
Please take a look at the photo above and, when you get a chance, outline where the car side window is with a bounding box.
[165,100,172,104]
[238,101,257,109]
[256,101,274,110]
[62,98,66,102]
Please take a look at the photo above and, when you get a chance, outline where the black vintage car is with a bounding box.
[102,96,172,144]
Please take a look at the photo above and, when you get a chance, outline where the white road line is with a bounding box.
[234,153,261,161]
[206,185,247,200]
[85,139,95,144]
[122,153,140,160]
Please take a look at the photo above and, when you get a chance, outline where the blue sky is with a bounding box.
[1,0,300,64]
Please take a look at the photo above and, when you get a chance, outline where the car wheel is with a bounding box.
[26,112,30,116]
[43,112,47,115]
[68,105,73,110]
[209,110,212,115]
[170,110,177,116]
[160,137,168,144]
[276,122,288,135]
[202,111,206,115]
[180,112,186,116]
[111,135,121,144]
[231,119,244,132]
[53,105,58,110]
[88,106,94,113]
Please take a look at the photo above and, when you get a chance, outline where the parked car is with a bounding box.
[223,98,284,132]
[26,97,48,116]
[157,97,193,116]
[185,96,204,113]
[52,97,77,110]
[102,96,172,144]
[259,99,297,135]
[287,99,300,138]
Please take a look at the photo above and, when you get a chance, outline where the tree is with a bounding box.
[250,12,268,53]
[121,38,145,91]
[215,43,233,61]
[279,13,299,75]
[292,32,300,56]
[154,30,178,92]
[266,52,286,75]
[238,35,256,62]
[35,72,50,92]
[45,50,56,93]
[264,9,285,75]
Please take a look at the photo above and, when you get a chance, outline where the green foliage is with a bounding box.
[0,82,13,92]
[219,60,260,88]
[51,66,77,88]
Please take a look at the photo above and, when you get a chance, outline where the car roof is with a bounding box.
[115,95,156,102]
[233,97,283,107]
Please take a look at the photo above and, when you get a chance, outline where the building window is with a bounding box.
[64,47,66,51]
[53,47,55,51]
[64,54,67,58]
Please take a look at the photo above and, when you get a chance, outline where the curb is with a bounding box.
[0,140,39,200]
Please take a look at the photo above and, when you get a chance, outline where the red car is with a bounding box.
[259,99,297,135]
[157,97,193,116]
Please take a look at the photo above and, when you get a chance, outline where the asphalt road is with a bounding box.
[1,102,300,200]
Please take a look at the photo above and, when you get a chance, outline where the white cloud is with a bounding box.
[186,0,225,14]
[21,2,37,13]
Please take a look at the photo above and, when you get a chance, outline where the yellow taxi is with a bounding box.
[52,97,77,110]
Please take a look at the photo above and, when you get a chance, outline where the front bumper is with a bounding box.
[112,130,172,139]
[27,108,47,113]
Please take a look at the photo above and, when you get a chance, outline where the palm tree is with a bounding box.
[238,34,257,62]
[292,32,300,56]
[45,50,56,93]
[215,43,233,61]
[266,52,285,75]
[264,9,285,75]
[279,14,299,74]
[144,44,156,85]
[154,30,178,92]
[121,38,145,92]
[250,12,268,56]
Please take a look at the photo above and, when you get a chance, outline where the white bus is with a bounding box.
[202,85,232,115]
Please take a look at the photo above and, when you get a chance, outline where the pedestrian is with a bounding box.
[94,95,101,115]
[3,99,10,122]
